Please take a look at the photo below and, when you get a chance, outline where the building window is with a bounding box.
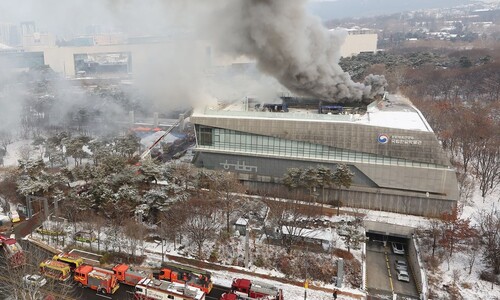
[199,127,213,146]
[198,127,445,169]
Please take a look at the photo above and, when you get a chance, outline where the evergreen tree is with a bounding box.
[333,164,354,216]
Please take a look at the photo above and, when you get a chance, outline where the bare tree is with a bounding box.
[0,241,76,300]
[477,208,500,274]
[124,219,146,260]
[473,137,499,199]
[438,208,478,269]
[266,191,321,254]
[158,204,188,261]
[169,162,198,191]
[466,235,481,275]
[88,214,107,252]
[428,219,442,258]
[0,130,13,153]
[18,144,33,162]
[183,197,220,259]
[209,170,246,234]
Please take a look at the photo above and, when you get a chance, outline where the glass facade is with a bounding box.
[196,125,447,169]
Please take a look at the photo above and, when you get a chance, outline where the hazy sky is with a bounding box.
[0,0,198,37]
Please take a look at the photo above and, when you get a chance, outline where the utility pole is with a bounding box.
[304,247,308,300]
[244,227,250,268]
[304,279,308,300]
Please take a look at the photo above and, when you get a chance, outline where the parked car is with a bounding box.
[23,274,47,287]
[391,242,405,255]
[394,260,408,271]
[396,269,410,282]
[74,231,96,243]
[8,211,20,223]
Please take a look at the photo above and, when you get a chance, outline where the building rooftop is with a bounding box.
[193,94,433,132]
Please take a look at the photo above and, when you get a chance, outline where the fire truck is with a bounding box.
[53,252,84,271]
[0,234,25,267]
[39,259,72,281]
[135,278,205,300]
[227,278,284,300]
[220,293,275,300]
[74,265,120,294]
[157,262,213,293]
[113,264,148,286]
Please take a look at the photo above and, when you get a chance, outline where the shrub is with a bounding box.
[208,249,219,263]
[36,227,65,236]
[480,271,499,284]
[254,255,265,268]
[333,248,354,260]
[461,282,472,289]
[100,253,112,264]
[344,259,362,288]
[276,255,293,277]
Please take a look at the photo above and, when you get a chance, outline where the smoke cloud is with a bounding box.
[205,0,386,103]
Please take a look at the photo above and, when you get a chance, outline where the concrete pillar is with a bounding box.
[153,112,159,127]
[129,111,135,125]
[178,113,185,131]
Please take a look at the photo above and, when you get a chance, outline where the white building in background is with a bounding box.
[16,25,377,78]
[23,37,211,78]
[0,23,20,47]
[336,27,379,57]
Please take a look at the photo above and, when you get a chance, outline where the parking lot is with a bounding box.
[365,238,419,299]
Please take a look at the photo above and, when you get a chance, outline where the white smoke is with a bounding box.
[204,0,386,103]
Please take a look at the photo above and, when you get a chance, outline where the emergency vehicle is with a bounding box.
[0,234,25,267]
[39,259,71,281]
[229,278,283,300]
[157,262,213,293]
[113,264,148,286]
[135,278,205,300]
[74,265,120,294]
[53,252,84,271]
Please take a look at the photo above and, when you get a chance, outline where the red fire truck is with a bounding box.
[0,234,25,267]
[135,278,206,300]
[157,262,213,293]
[74,265,120,294]
[113,264,148,286]
[226,278,284,300]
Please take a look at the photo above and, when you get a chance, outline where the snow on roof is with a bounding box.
[0,43,13,50]
[68,180,86,188]
[235,217,248,226]
[193,93,433,132]
[140,131,180,148]
[281,226,333,241]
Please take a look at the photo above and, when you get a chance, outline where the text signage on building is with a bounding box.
[378,134,422,145]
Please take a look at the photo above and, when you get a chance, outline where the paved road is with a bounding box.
[365,239,419,300]
[16,239,229,300]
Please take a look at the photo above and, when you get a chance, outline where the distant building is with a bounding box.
[190,94,458,217]
[336,27,378,57]
[23,38,210,78]
[0,23,20,47]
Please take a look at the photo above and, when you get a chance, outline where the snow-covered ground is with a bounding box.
[2,138,500,299]
[3,139,33,167]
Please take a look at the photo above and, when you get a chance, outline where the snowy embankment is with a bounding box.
[4,138,499,299]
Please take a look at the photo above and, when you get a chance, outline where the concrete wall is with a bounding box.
[408,236,426,299]
[194,151,457,217]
